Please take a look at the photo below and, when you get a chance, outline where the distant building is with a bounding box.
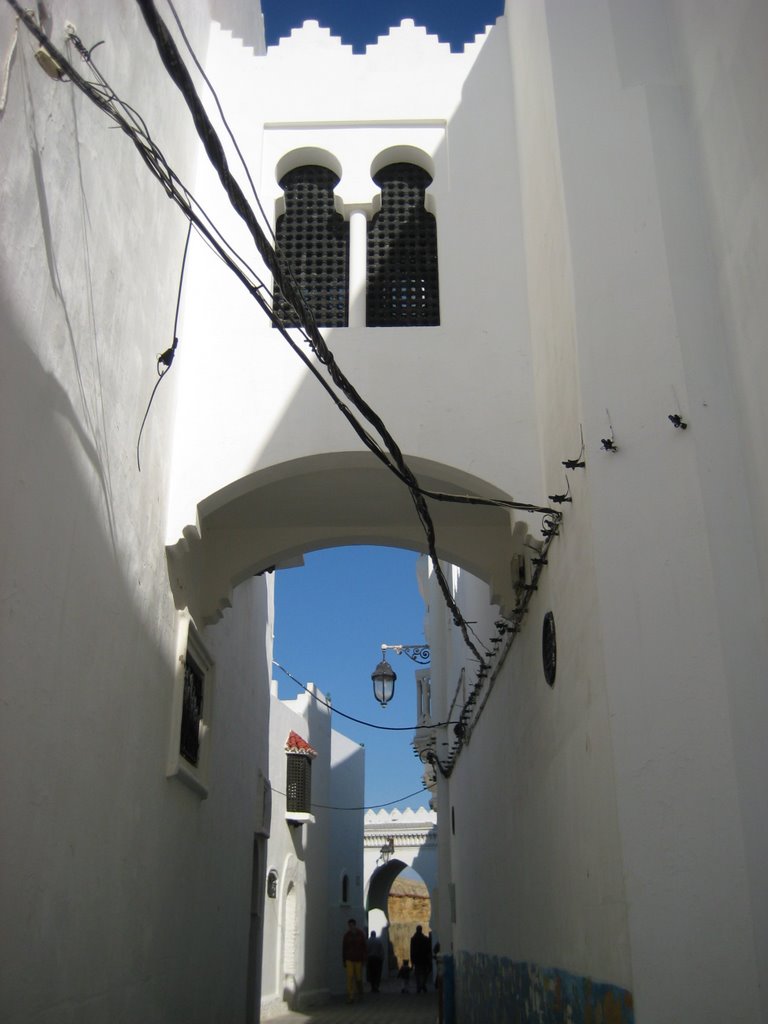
[363,805,438,973]
[261,684,364,1017]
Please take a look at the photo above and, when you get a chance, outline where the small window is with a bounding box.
[367,162,440,327]
[286,754,312,813]
[267,869,278,899]
[167,614,214,797]
[273,164,349,327]
[180,650,205,766]
[341,873,349,904]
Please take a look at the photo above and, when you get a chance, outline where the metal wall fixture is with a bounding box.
[668,414,688,429]
[370,643,431,707]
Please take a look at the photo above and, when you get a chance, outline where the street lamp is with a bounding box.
[370,643,430,708]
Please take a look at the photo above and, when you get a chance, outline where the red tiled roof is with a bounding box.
[285,730,317,757]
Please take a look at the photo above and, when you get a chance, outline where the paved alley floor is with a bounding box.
[265,979,438,1024]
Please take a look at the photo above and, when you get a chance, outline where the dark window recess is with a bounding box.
[180,652,204,765]
[341,874,349,903]
[286,753,312,813]
[367,163,440,327]
[267,869,278,899]
[273,165,349,328]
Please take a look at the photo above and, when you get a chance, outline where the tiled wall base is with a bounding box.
[455,951,634,1024]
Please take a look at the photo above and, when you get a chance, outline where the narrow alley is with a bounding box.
[268,980,438,1024]
[3,2,768,1022]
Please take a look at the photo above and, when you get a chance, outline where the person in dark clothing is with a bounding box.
[398,959,412,993]
[366,930,384,992]
[342,918,367,1003]
[409,924,432,993]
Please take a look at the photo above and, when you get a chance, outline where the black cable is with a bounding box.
[163,0,275,243]
[273,660,460,732]
[162,0,330,336]
[136,220,191,470]
[9,0,558,671]
[134,0,489,667]
[271,784,431,813]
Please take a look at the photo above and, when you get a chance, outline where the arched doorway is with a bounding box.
[282,882,298,1007]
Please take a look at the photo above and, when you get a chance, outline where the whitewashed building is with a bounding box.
[260,683,365,1017]
[2,2,767,1022]
[0,4,273,1023]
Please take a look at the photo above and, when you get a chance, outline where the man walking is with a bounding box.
[410,924,432,994]
[342,918,367,1003]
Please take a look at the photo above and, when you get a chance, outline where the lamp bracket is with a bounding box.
[380,643,431,665]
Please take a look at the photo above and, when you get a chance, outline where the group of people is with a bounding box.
[342,919,436,1003]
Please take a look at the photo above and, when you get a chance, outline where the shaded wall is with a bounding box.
[0,3,271,1021]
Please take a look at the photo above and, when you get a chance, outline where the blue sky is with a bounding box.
[267,2,505,814]
[273,546,432,812]
[261,0,505,51]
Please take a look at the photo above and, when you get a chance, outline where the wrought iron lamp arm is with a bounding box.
[380,643,431,665]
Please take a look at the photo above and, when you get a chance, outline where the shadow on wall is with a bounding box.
[0,291,195,1014]
[18,53,120,549]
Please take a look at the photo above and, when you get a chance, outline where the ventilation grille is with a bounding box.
[367,163,440,327]
[274,165,349,328]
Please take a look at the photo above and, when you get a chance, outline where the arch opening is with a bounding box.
[167,451,536,626]
[365,861,434,978]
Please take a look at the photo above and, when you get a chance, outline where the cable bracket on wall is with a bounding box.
[562,426,586,469]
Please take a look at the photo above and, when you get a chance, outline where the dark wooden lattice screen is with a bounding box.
[286,754,312,813]
[274,165,349,328]
[367,163,440,327]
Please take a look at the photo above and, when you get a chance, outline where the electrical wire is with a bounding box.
[163,0,275,244]
[273,660,459,732]
[161,0,337,352]
[270,784,431,813]
[136,220,191,470]
[7,0,562,675]
[134,0,494,667]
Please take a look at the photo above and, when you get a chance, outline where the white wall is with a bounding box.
[261,684,332,1016]
[424,3,768,1021]
[164,18,544,624]
[534,1,766,1018]
[0,3,271,1021]
[666,3,768,1001]
[327,730,366,995]
[8,2,763,1019]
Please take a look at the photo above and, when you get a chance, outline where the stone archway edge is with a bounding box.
[166,454,538,626]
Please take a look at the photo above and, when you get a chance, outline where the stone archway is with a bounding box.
[167,452,536,627]
[363,807,438,973]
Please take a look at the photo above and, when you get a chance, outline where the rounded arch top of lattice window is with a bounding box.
[370,145,435,183]
[275,147,343,186]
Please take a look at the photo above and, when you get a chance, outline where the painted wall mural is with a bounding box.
[455,952,634,1024]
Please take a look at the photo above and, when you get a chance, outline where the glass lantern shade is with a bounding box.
[371,659,397,707]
